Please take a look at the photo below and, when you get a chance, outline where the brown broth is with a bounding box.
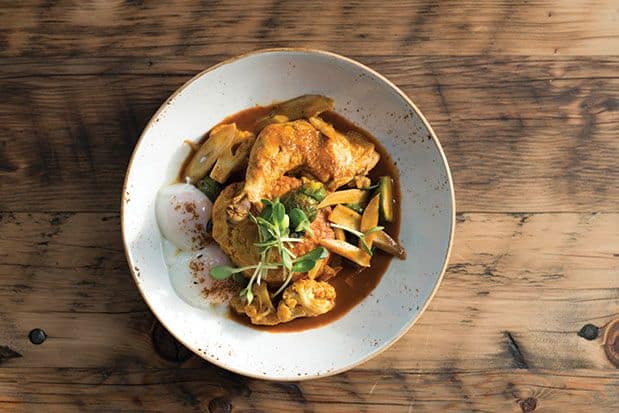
[180,106,402,333]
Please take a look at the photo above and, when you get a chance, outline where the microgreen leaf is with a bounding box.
[244,198,326,299]
[260,204,272,220]
[297,247,329,262]
[292,259,317,273]
[288,208,306,228]
[210,265,237,280]
[289,208,314,237]
[272,202,286,230]
[281,214,290,232]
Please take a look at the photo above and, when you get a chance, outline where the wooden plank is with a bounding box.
[1,57,619,212]
[0,367,617,413]
[1,212,617,372]
[1,1,618,58]
[2,1,619,410]
[4,54,619,79]
[0,212,145,314]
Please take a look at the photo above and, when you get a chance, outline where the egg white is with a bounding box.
[155,183,212,251]
[156,183,239,307]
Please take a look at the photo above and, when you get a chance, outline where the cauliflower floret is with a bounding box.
[230,283,279,325]
[231,278,336,326]
[277,279,336,322]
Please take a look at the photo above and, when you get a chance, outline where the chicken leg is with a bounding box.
[227,118,379,222]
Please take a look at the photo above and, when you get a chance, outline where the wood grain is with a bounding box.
[0,367,617,413]
[2,0,618,411]
[1,211,617,410]
[2,57,619,212]
[1,0,618,58]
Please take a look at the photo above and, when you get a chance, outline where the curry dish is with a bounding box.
[178,95,406,330]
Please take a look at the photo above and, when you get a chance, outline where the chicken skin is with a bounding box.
[227,118,380,221]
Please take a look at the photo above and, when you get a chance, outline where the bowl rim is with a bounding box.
[121,47,456,381]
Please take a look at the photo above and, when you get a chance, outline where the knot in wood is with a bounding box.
[603,319,619,368]
[29,328,47,345]
[518,397,537,412]
[208,397,232,413]
[577,324,599,340]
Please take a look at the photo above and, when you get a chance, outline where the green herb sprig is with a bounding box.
[210,198,327,304]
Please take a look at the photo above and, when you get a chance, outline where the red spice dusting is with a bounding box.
[184,202,196,214]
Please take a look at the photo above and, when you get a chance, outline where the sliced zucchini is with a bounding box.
[375,176,394,223]
[328,204,406,259]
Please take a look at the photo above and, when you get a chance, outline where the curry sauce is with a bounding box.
[198,106,403,332]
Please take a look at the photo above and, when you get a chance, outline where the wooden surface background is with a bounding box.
[1,1,618,412]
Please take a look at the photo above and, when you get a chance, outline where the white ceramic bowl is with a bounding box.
[122,49,455,380]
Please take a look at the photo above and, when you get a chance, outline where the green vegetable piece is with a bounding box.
[345,203,365,214]
[375,176,394,223]
[282,192,318,222]
[299,180,327,202]
[195,176,223,203]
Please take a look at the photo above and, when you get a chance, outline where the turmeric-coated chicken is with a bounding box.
[228,118,380,221]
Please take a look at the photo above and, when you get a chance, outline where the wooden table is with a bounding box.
[1,1,618,411]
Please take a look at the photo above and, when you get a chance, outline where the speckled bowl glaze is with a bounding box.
[122,49,455,380]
